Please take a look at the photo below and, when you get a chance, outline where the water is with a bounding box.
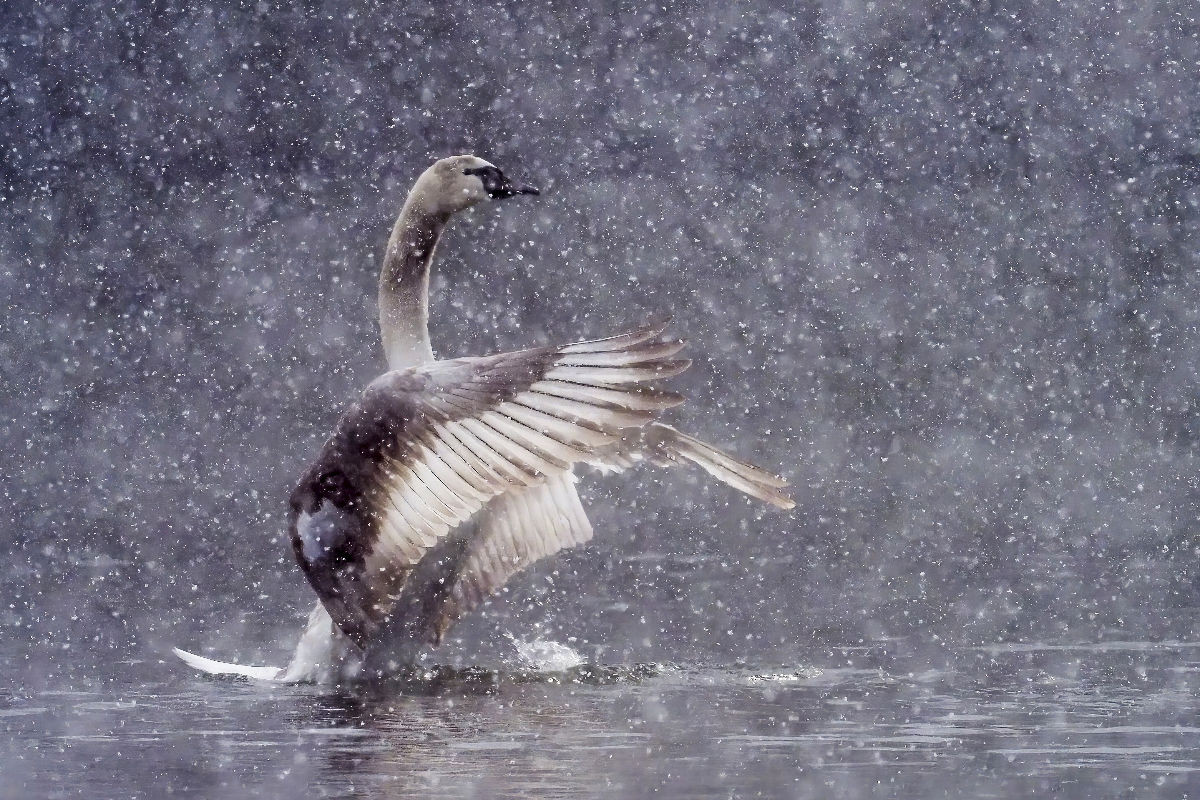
[5,639,1199,798]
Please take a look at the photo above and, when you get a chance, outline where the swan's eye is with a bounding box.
[463,166,507,196]
[464,167,493,189]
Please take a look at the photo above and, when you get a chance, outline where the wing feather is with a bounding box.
[414,473,596,643]
[556,319,670,353]
[515,392,654,429]
[530,380,686,411]
[556,339,686,366]
[545,359,691,384]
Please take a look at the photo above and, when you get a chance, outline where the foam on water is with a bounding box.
[507,636,586,672]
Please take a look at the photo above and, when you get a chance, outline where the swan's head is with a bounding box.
[414,155,539,215]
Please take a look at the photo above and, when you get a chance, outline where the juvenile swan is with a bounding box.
[174,155,793,682]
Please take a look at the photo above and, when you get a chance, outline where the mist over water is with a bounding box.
[3,0,1200,796]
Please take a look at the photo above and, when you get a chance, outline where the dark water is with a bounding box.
[5,638,1200,799]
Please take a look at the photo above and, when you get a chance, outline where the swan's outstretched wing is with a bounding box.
[403,426,793,647]
[288,321,687,648]
[390,472,593,648]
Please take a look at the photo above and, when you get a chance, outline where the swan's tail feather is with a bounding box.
[172,647,284,681]
[644,423,795,510]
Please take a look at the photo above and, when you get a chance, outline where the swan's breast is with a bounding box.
[295,501,355,564]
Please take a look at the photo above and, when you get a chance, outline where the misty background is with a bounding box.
[4,0,1200,682]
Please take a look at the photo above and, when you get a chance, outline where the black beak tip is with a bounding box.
[517,185,540,196]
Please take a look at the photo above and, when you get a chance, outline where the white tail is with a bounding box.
[174,603,360,684]
[171,647,283,681]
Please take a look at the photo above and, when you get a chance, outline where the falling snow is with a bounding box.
[3,1,1200,798]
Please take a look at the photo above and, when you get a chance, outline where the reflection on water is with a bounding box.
[4,639,1200,799]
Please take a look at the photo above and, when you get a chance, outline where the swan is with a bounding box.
[174,155,793,682]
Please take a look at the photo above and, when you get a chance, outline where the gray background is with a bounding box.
[3,0,1200,682]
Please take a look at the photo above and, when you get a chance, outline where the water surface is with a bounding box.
[5,638,1199,798]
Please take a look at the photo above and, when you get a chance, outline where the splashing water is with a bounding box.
[506,636,586,672]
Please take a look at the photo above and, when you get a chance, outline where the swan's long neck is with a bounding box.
[378,194,451,370]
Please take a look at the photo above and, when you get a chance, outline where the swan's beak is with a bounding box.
[468,164,540,199]
[491,177,539,199]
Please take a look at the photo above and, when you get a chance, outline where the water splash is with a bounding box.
[507,636,586,672]
[742,668,823,685]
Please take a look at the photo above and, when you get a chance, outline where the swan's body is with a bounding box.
[174,155,792,682]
